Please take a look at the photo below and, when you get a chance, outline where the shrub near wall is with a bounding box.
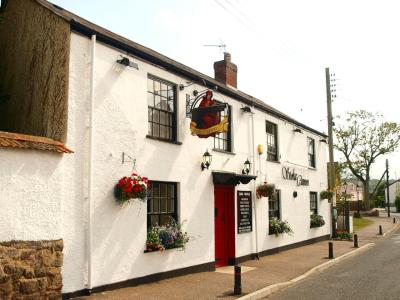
[0,240,63,300]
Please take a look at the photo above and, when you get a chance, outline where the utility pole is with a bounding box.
[386,159,390,217]
[325,68,337,238]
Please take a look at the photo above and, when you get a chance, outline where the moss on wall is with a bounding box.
[0,0,70,142]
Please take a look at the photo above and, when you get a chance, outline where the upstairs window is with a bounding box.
[213,105,232,152]
[310,192,318,215]
[147,181,178,229]
[266,121,278,161]
[147,76,177,141]
[308,137,316,168]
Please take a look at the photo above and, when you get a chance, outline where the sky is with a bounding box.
[50,0,400,179]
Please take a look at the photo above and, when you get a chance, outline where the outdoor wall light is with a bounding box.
[319,138,327,143]
[201,150,212,171]
[293,191,298,198]
[293,128,302,133]
[240,106,252,113]
[116,56,139,69]
[242,158,252,175]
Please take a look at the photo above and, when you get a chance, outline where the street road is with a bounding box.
[266,227,400,300]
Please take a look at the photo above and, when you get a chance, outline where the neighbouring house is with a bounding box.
[386,181,400,212]
[0,0,330,298]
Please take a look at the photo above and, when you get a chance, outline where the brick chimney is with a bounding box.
[213,52,238,88]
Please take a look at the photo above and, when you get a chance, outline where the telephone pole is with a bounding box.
[325,68,337,238]
[386,159,390,217]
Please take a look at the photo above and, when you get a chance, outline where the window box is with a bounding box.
[269,217,293,236]
[310,214,325,228]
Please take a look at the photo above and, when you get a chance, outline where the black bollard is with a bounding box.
[354,234,358,248]
[379,225,383,235]
[394,218,396,224]
[328,242,334,259]
[234,265,242,295]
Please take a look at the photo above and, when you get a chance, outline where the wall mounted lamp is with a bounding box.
[293,128,302,133]
[293,191,298,198]
[240,106,252,113]
[116,56,139,69]
[242,158,252,175]
[201,150,212,171]
[319,138,327,143]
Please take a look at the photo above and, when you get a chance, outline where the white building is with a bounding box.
[0,0,330,298]
[386,182,400,211]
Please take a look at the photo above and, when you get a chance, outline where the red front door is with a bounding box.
[214,185,235,267]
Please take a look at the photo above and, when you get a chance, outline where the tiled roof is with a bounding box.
[0,131,73,154]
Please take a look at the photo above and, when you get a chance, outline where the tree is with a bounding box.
[334,110,400,210]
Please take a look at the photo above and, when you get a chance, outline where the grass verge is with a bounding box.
[353,217,374,231]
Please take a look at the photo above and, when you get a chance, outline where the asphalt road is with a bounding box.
[266,227,400,300]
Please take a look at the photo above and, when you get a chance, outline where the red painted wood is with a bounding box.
[214,185,235,267]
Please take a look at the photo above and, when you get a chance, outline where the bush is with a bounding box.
[395,196,400,213]
[310,214,325,228]
[337,232,352,240]
[269,217,293,236]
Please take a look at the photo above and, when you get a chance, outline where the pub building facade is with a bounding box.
[0,0,330,297]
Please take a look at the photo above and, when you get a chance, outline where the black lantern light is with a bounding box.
[242,158,252,175]
[201,150,212,171]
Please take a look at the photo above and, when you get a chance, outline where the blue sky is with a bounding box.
[50,0,400,178]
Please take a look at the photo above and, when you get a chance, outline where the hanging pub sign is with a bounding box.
[237,191,252,234]
[282,167,309,186]
[189,90,228,138]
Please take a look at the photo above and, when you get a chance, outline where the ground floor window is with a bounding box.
[147,181,177,229]
[310,192,318,215]
[268,190,281,234]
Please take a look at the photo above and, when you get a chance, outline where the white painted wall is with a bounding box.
[0,31,330,294]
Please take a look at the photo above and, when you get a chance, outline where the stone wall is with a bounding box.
[0,240,63,300]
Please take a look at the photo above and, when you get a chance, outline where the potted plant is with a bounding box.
[114,172,150,205]
[320,190,334,200]
[256,183,276,199]
[310,214,325,228]
[146,218,190,252]
[269,217,293,236]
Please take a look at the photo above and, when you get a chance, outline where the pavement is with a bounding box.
[265,225,400,300]
[72,215,399,300]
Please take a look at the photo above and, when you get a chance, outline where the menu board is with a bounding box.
[237,191,252,234]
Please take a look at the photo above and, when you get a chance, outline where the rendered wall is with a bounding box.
[63,32,330,292]
[0,0,70,142]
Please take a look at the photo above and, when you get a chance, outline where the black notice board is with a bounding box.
[237,191,252,233]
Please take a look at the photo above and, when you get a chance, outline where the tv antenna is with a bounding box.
[204,44,227,53]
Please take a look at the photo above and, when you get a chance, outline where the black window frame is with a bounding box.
[266,121,278,162]
[147,75,178,142]
[147,181,178,230]
[308,137,316,168]
[268,190,281,235]
[310,192,318,215]
[213,104,232,152]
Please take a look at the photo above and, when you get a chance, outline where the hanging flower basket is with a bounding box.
[320,190,334,200]
[256,183,276,199]
[114,172,150,205]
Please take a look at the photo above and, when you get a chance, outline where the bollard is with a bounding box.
[379,225,383,235]
[354,234,358,248]
[394,218,396,224]
[234,265,242,295]
[328,242,334,259]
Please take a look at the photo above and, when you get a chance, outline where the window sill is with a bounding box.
[266,159,280,164]
[212,148,236,155]
[146,135,182,145]
[308,166,317,171]
[144,246,182,253]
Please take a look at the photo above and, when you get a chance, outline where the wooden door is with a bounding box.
[214,185,235,267]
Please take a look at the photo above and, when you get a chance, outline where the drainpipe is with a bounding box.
[86,34,96,294]
[251,110,259,259]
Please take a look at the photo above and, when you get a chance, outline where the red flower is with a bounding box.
[133,185,140,193]
[142,177,148,182]
[117,177,127,188]
[122,183,133,193]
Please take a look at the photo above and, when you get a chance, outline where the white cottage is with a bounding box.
[0,0,330,298]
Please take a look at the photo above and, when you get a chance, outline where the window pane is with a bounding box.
[161,99,168,111]
[147,78,153,92]
[160,198,167,213]
[151,215,159,227]
[155,95,161,108]
[154,81,161,95]
[160,215,171,226]
[147,92,154,107]
[161,83,168,98]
